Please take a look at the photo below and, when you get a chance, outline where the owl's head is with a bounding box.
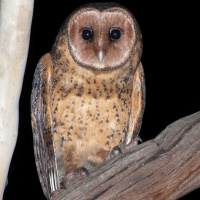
[54,3,142,71]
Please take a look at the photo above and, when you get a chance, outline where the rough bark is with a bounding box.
[0,0,34,198]
[51,111,200,200]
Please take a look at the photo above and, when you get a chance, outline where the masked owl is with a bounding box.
[31,2,145,199]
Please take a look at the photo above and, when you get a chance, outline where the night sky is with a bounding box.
[3,1,200,199]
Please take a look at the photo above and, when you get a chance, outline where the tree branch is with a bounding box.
[51,111,200,200]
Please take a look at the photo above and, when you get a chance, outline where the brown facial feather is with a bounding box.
[68,8,136,69]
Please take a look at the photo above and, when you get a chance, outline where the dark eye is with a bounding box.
[82,28,93,41]
[110,28,121,41]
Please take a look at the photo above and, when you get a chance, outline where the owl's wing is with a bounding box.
[126,62,146,145]
[31,54,58,199]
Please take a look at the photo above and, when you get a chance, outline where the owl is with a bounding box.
[31,2,145,199]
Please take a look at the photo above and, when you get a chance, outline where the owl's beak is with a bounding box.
[98,51,104,63]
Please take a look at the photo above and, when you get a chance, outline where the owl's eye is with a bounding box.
[82,28,93,41]
[110,28,121,41]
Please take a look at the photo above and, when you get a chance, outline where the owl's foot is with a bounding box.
[60,167,90,190]
[125,136,142,150]
[106,142,123,160]
[50,167,90,199]
[111,145,124,157]
[106,137,142,160]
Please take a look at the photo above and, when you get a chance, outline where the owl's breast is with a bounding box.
[53,77,132,151]
[51,62,134,153]
[58,97,129,148]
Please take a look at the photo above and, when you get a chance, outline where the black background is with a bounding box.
[3,0,200,199]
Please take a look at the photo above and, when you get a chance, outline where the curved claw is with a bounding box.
[124,136,143,150]
[81,167,91,180]
[131,136,143,146]
[134,137,143,144]
[111,145,123,157]
[60,181,67,191]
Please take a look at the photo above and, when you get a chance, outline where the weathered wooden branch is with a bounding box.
[51,111,200,200]
[0,0,34,198]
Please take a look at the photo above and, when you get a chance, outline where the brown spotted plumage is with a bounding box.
[31,2,145,199]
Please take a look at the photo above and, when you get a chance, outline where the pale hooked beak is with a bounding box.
[98,51,104,63]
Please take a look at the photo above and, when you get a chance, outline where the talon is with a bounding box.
[60,181,68,191]
[124,136,143,150]
[81,167,90,180]
[137,138,143,143]
[132,137,143,145]
[111,145,123,157]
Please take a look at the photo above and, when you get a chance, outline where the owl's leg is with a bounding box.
[60,148,91,190]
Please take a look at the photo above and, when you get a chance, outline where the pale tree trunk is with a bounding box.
[51,111,200,200]
[0,0,34,199]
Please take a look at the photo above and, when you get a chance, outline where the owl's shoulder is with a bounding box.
[39,53,53,69]
[34,53,53,84]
